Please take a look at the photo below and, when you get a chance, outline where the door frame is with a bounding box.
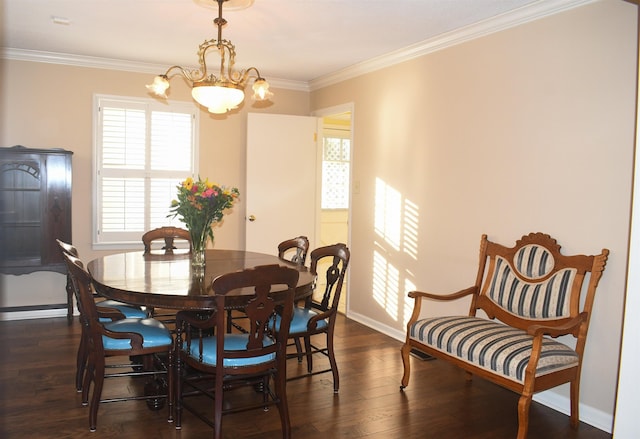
[312,102,354,315]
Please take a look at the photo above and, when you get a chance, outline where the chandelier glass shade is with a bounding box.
[146,0,272,114]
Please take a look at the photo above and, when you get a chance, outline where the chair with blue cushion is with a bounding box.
[57,239,148,392]
[278,235,310,266]
[62,252,174,432]
[59,239,147,322]
[141,227,192,324]
[142,226,192,254]
[174,264,299,439]
[276,236,310,355]
[283,243,350,393]
[226,236,309,333]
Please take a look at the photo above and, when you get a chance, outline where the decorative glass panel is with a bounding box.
[321,137,350,209]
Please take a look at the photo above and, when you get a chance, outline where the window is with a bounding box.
[93,95,198,247]
[321,135,350,209]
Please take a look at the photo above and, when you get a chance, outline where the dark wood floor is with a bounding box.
[0,315,612,439]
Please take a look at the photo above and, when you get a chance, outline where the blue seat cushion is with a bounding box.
[409,316,579,383]
[186,334,275,367]
[272,306,328,334]
[102,318,172,350]
[97,299,147,320]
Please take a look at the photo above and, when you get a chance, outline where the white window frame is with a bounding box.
[92,94,199,249]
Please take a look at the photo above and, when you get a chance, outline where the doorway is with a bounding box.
[314,105,353,314]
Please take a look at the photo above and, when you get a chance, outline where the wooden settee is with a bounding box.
[400,233,608,439]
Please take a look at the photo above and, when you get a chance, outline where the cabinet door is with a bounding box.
[0,153,44,269]
[0,146,73,275]
[42,152,73,267]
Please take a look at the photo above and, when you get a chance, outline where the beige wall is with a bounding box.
[0,60,310,307]
[0,0,636,429]
[310,0,635,427]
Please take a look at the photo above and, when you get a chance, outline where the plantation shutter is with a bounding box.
[94,96,198,246]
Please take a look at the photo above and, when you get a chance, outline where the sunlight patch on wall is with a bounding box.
[373,250,399,320]
[374,178,401,250]
[403,199,419,260]
[372,178,420,322]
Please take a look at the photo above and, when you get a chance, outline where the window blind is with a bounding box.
[94,96,198,246]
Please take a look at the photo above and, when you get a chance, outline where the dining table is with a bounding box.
[87,249,316,311]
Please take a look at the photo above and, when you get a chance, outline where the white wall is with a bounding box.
[311,0,637,431]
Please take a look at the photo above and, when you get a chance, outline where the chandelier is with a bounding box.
[146,0,272,114]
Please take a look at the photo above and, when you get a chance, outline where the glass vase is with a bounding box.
[189,223,211,269]
[191,244,206,268]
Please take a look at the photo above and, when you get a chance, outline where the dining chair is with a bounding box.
[142,226,192,254]
[277,235,310,356]
[141,227,192,324]
[278,235,310,266]
[226,236,310,333]
[174,264,299,439]
[62,252,174,432]
[278,243,350,393]
[56,239,148,392]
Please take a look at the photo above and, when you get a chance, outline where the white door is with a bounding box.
[245,113,319,255]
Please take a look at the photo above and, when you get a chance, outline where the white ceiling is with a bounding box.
[3,0,593,85]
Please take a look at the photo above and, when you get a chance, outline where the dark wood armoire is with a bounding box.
[0,145,73,276]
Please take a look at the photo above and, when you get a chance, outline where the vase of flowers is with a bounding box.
[169,177,239,268]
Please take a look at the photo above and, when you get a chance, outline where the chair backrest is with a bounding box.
[63,251,146,352]
[278,236,309,266]
[61,252,103,344]
[309,243,350,314]
[472,233,608,353]
[182,264,299,375]
[142,226,192,254]
[56,238,79,257]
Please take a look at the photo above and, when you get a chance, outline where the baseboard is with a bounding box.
[0,304,69,321]
[346,310,613,434]
[533,391,613,434]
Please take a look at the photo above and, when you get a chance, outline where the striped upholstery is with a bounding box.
[487,256,576,319]
[409,316,578,382]
[514,244,554,279]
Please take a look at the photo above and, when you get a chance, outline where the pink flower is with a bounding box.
[202,188,215,198]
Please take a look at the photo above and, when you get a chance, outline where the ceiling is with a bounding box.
[3,0,591,86]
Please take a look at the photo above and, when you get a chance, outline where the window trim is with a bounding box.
[92,94,199,250]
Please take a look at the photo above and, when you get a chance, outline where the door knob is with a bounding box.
[248,215,256,222]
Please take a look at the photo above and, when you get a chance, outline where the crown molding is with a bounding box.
[2,0,595,94]
[309,0,597,90]
[1,48,310,92]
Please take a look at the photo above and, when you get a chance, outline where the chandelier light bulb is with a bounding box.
[146,75,170,98]
[252,78,273,101]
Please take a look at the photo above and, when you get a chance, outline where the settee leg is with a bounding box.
[400,343,412,390]
[517,393,532,439]
[570,379,580,429]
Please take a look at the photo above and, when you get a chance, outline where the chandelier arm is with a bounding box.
[244,66,264,81]
[162,65,207,83]
[148,0,272,114]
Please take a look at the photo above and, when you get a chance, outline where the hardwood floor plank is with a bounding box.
[0,316,612,438]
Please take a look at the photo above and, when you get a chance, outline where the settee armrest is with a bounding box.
[405,286,478,328]
[408,286,477,301]
[527,312,587,339]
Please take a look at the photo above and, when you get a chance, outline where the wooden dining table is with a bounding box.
[87,249,316,311]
